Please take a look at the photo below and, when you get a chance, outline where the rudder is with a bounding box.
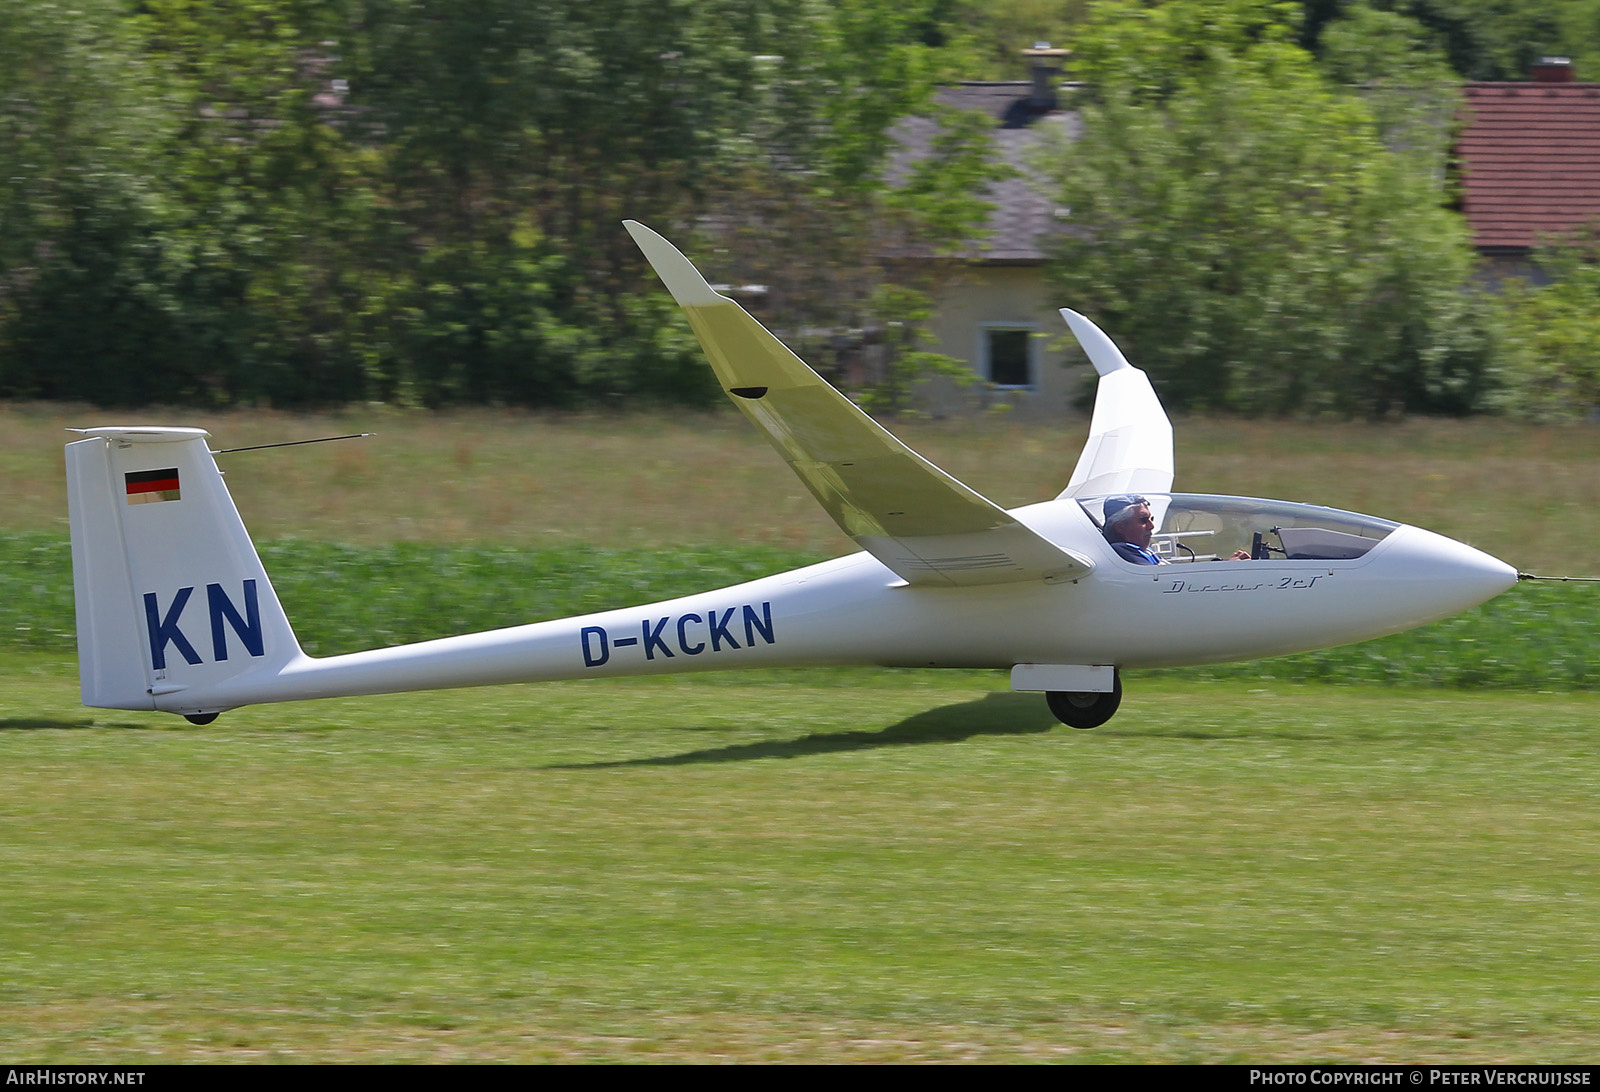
[65,427,302,715]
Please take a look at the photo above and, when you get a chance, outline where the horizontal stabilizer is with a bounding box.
[626,220,1092,587]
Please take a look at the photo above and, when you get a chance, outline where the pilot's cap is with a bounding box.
[1102,494,1151,526]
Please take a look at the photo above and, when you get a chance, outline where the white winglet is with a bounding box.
[1059,309,1174,500]
[623,221,726,307]
[1059,308,1133,376]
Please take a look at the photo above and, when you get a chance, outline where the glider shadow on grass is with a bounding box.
[0,717,180,731]
[0,717,100,731]
[553,690,1056,769]
[0,710,151,726]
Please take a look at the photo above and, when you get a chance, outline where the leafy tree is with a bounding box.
[138,0,396,406]
[1040,0,1491,416]
[0,0,170,273]
[0,0,396,406]
[0,0,187,402]
[351,0,996,409]
[921,1,1091,80]
[345,0,780,407]
[1493,228,1600,420]
[1556,0,1600,81]
[1302,1,1581,81]
[0,0,998,410]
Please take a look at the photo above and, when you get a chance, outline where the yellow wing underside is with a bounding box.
[627,221,1092,588]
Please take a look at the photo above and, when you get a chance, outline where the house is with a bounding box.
[1457,58,1600,281]
[897,51,1600,416]
[890,48,1086,418]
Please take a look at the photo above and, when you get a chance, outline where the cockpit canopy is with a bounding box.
[1080,493,1400,563]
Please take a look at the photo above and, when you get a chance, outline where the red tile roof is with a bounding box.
[1459,82,1600,251]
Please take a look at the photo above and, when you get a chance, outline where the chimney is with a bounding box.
[1532,56,1575,83]
[1021,43,1070,109]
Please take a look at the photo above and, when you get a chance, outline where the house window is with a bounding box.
[983,326,1035,388]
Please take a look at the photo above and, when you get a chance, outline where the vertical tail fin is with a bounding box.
[65,427,302,715]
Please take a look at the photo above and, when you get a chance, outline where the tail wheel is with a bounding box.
[1046,670,1122,729]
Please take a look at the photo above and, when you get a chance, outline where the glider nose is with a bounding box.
[1381,525,1517,621]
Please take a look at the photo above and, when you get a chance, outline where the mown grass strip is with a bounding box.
[3,656,1599,1062]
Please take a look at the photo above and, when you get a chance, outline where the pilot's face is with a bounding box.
[1116,504,1156,549]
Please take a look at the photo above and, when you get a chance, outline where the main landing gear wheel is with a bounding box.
[1046,671,1122,729]
[184,713,219,725]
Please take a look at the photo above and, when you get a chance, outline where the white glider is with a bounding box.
[63,224,1516,728]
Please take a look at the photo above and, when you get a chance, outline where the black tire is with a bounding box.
[1045,671,1122,729]
[184,712,219,725]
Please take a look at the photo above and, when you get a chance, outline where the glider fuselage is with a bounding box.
[111,494,1513,716]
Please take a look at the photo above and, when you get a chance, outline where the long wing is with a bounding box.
[1058,309,1174,499]
[626,221,1091,587]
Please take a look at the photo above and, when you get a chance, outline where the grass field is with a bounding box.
[2,404,1598,1062]
[3,652,1600,1062]
[6,401,1600,571]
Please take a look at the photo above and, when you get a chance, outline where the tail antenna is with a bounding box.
[211,433,374,455]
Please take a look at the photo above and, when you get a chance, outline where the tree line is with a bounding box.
[0,0,1595,416]
[0,0,998,410]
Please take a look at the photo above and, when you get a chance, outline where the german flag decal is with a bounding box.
[125,468,181,504]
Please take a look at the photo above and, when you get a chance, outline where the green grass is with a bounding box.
[4,406,1597,1061]
[3,651,1600,1062]
[6,402,1599,571]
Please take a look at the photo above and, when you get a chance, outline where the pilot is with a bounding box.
[1101,495,1165,565]
[1102,494,1253,564]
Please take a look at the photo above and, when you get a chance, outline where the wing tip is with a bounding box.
[1059,308,1133,377]
[624,220,727,308]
